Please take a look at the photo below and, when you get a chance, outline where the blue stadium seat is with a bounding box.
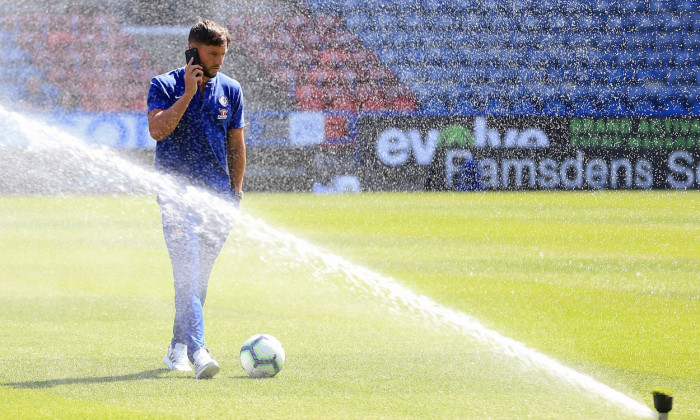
[511,98,537,115]
[543,99,568,116]
[631,99,659,115]
[650,0,674,13]
[411,83,434,103]
[389,0,422,10]
[626,33,652,50]
[7,47,30,64]
[603,99,628,115]
[620,0,646,12]
[535,0,558,13]
[387,29,414,48]
[482,0,512,12]
[628,85,650,102]
[427,66,450,82]
[450,95,480,115]
[432,46,457,65]
[637,68,666,84]
[692,13,700,31]
[305,0,327,12]
[690,102,700,116]
[422,96,449,114]
[633,14,657,32]
[678,0,698,12]
[605,14,629,32]
[659,12,683,32]
[359,31,385,48]
[683,33,700,50]
[485,98,508,116]
[401,12,425,30]
[667,68,695,85]
[377,47,401,65]
[344,11,368,31]
[0,83,24,100]
[687,86,700,105]
[655,32,683,49]
[616,50,645,67]
[376,12,399,30]
[344,0,374,9]
[660,99,687,115]
[405,48,429,64]
[597,33,625,48]
[433,14,460,30]
[644,50,674,68]
[488,14,515,32]
[452,0,480,12]
[422,0,446,12]
[461,13,487,30]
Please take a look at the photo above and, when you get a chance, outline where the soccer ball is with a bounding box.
[240,334,285,378]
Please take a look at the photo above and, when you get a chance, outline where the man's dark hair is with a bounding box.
[188,18,231,47]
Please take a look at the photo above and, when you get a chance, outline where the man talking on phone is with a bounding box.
[147,18,245,379]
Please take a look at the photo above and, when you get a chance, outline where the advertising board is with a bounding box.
[357,116,700,191]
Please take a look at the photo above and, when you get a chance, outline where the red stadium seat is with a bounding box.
[295,84,323,103]
[355,82,380,102]
[319,49,349,68]
[329,96,358,112]
[308,66,334,85]
[298,97,325,111]
[324,115,350,139]
[336,67,358,87]
[359,95,387,111]
[389,94,417,111]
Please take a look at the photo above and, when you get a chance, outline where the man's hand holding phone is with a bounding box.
[184,48,203,98]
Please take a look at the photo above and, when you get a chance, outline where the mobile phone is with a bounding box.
[185,48,200,66]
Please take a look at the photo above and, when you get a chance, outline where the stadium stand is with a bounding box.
[305,0,699,116]
[2,1,697,118]
[1,10,157,112]
[228,11,419,114]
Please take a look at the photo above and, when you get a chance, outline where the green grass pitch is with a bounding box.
[0,191,697,419]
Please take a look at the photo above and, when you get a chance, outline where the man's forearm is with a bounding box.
[227,129,246,191]
[148,94,194,141]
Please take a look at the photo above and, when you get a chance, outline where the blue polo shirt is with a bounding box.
[148,68,244,194]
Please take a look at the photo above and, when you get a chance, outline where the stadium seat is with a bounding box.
[330,95,358,112]
[678,0,697,11]
[543,99,567,116]
[630,99,659,115]
[660,99,688,115]
[298,96,325,111]
[296,84,323,103]
[650,0,674,13]
[511,98,537,115]
[324,115,350,139]
[690,101,700,116]
[359,94,388,111]
[422,96,448,115]
[389,94,417,111]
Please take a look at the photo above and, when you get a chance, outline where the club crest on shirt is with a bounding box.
[218,108,228,120]
[218,95,229,107]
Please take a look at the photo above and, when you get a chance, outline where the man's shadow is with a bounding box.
[2,368,172,389]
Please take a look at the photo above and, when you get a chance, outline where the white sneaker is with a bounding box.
[193,348,220,379]
[163,343,192,372]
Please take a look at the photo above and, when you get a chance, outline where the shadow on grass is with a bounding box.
[2,368,172,389]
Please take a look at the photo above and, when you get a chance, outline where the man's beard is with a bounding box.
[203,66,219,79]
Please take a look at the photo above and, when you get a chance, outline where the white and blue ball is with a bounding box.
[240,334,285,378]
